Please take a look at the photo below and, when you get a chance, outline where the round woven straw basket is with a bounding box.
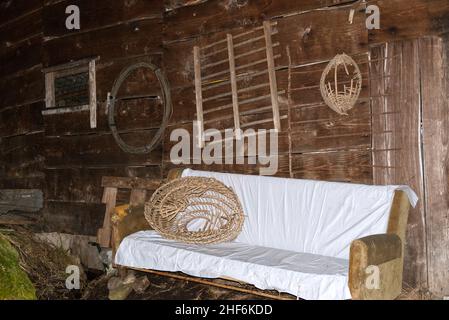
[145,177,245,244]
[320,53,362,115]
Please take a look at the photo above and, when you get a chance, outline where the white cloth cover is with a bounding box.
[115,169,418,299]
[182,169,418,259]
[115,231,351,300]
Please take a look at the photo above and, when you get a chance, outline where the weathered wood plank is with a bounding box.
[163,0,268,42]
[419,36,449,297]
[43,201,106,236]
[0,101,44,138]
[291,150,372,184]
[102,176,161,190]
[97,187,117,247]
[42,18,163,67]
[368,0,449,45]
[44,132,163,168]
[275,4,368,67]
[0,8,42,50]
[0,189,43,214]
[0,133,45,188]
[0,67,44,110]
[370,41,427,288]
[0,35,42,78]
[43,0,162,38]
[44,166,162,203]
[0,0,42,23]
[43,99,164,136]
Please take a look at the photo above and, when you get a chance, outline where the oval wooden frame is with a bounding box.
[108,62,172,154]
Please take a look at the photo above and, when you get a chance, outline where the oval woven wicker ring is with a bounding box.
[145,177,245,244]
[320,53,362,115]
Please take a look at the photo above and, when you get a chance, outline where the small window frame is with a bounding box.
[42,57,99,129]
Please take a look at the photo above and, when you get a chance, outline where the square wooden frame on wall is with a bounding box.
[42,57,99,129]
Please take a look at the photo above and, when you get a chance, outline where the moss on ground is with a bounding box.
[0,234,36,300]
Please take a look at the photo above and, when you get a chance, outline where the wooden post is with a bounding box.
[89,59,97,129]
[419,36,449,297]
[193,46,204,148]
[97,187,117,248]
[263,21,281,132]
[45,72,55,108]
[227,34,241,140]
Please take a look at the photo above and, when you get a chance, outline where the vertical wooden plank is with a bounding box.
[45,72,55,108]
[370,44,387,181]
[420,36,449,297]
[89,59,97,129]
[97,187,117,247]
[193,46,204,148]
[398,40,428,289]
[263,21,281,132]
[370,40,428,289]
[227,34,241,139]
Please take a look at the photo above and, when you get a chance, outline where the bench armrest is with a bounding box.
[348,233,403,300]
[111,205,150,257]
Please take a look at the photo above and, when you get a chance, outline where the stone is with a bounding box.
[132,276,150,294]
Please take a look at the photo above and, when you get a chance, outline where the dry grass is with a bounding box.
[0,226,86,300]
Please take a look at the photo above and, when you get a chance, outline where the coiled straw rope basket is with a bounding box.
[320,53,362,115]
[145,177,245,244]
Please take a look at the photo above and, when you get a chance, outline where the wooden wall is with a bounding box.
[1,0,449,296]
[0,1,45,192]
[40,0,165,236]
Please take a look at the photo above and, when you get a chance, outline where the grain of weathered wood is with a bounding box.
[42,18,162,67]
[102,176,161,190]
[42,0,162,38]
[43,201,105,236]
[368,0,449,45]
[419,36,449,297]
[194,46,205,147]
[0,0,42,23]
[226,34,241,136]
[44,132,162,167]
[291,150,372,184]
[0,35,42,78]
[0,101,44,138]
[370,41,428,288]
[0,8,42,49]
[0,67,44,110]
[275,4,368,67]
[43,99,164,137]
[44,167,162,203]
[97,187,118,247]
[0,189,43,214]
[263,21,281,132]
[89,59,97,128]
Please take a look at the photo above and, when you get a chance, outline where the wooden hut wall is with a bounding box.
[1,0,449,296]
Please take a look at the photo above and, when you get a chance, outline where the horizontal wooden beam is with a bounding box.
[101,176,161,190]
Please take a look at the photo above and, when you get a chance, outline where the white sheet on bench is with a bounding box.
[115,230,351,300]
[116,170,418,300]
[182,169,418,259]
